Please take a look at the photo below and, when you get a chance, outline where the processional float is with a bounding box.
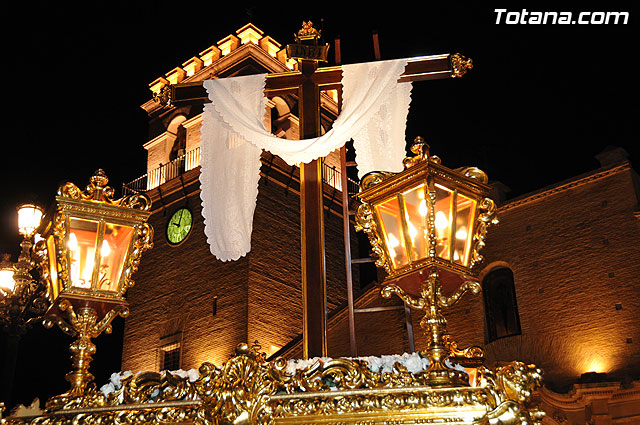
[1,22,544,425]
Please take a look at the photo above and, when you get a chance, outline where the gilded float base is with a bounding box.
[3,344,544,425]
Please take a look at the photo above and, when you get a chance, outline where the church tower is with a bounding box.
[120,23,410,373]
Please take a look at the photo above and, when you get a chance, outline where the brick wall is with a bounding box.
[122,188,250,371]
[420,163,640,390]
[122,162,360,370]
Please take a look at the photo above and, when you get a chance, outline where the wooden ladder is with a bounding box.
[333,33,414,357]
[338,145,415,357]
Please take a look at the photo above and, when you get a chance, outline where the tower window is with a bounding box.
[161,343,181,371]
[158,332,182,371]
[482,267,521,343]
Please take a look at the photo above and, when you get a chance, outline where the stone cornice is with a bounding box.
[499,162,632,212]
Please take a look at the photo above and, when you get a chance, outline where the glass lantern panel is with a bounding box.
[453,193,477,266]
[0,269,15,292]
[68,217,99,289]
[433,184,453,260]
[17,205,43,237]
[97,223,134,292]
[401,184,429,262]
[376,197,409,269]
[46,235,59,300]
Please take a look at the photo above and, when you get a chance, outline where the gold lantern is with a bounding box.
[356,137,498,386]
[35,169,153,409]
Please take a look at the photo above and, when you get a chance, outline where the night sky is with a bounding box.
[1,2,638,409]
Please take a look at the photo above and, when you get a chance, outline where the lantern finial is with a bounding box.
[403,136,441,169]
[86,169,114,202]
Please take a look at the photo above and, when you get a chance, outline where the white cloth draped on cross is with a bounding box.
[199,58,413,261]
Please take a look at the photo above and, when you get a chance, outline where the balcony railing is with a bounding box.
[122,147,360,196]
[122,148,201,195]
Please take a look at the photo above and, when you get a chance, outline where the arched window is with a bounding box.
[269,96,292,138]
[482,267,521,343]
[167,115,187,163]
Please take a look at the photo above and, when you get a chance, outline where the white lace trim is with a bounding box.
[200,59,412,261]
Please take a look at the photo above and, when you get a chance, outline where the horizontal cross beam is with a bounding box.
[167,53,470,107]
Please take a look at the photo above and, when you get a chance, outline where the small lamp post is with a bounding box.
[0,203,46,331]
[0,204,46,406]
[355,137,498,386]
[35,169,153,409]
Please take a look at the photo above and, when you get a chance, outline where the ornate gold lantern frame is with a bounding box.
[34,169,153,409]
[356,138,498,386]
[356,138,497,285]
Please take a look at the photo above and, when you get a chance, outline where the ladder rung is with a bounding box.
[355,306,404,313]
[346,161,358,167]
[351,257,374,264]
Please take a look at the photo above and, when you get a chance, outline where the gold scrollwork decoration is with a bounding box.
[58,169,151,212]
[381,283,426,310]
[437,280,481,308]
[354,203,390,274]
[479,362,545,425]
[450,53,473,78]
[359,171,397,190]
[119,221,154,294]
[469,197,499,269]
[153,85,173,108]
[294,21,322,43]
[445,334,485,360]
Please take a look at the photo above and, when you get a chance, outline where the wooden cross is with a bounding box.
[168,22,472,359]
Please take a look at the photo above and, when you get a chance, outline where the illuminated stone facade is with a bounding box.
[440,155,640,390]
[121,24,640,425]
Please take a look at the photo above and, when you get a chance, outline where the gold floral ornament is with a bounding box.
[294,21,322,43]
[32,169,153,411]
[450,53,474,78]
[287,21,329,62]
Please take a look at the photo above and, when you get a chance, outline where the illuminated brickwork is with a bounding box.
[422,159,640,391]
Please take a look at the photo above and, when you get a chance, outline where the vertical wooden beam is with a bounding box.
[334,37,341,65]
[340,146,357,357]
[372,31,381,61]
[333,39,357,357]
[299,59,327,359]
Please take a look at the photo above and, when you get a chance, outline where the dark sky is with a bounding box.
[1,1,638,408]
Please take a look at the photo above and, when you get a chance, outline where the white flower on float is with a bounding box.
[100,370,133,396]
[169,368,200,382]
[284,352,440,375]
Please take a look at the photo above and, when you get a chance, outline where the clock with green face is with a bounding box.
[167,208,193,245]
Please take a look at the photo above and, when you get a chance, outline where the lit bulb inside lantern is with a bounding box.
[419,199,428,216]
[435,211,448,231]
[454,251,460,261]
[455,227,468,240]
[0,269,15,293]
[408,221,418,240]
[101,240,111,257]
[68,233,78,251]
[387,233,400,249]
